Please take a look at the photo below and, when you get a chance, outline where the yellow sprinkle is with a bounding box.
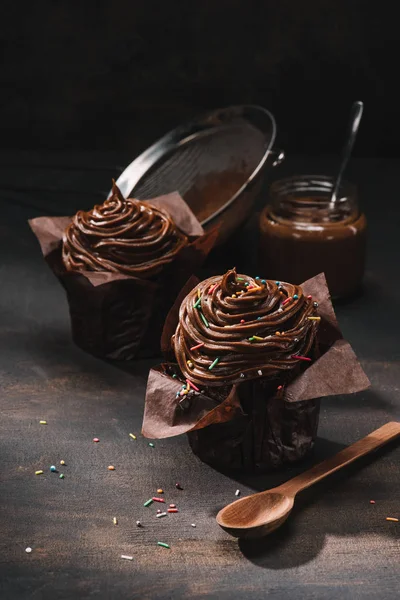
[307,316,321,321]
[253,336,264,341]
[113,517,118,525]
[197,288,201,299]
[187,360,194,368]
[275,331,280,336]
[35,470,44,475]
[60,460,65,466]
[129,433,137,440]
[232,294,237,298]
[39,420,47,425]
[386,517,399,522]
[157,488,164,494]
[108,465,115,471]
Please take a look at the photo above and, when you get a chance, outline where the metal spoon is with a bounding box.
[216,421,400,539]
[331,100,364,203]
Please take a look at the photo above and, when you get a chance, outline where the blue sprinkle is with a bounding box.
[275,281,280,285]
[261,280,266,284]
[50,466,57,472]
[257,317,261,320]
[245,282,249,286]
[293,294,298,300]
[255,276,260,280]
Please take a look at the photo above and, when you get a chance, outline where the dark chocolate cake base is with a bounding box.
[187,378,320,472]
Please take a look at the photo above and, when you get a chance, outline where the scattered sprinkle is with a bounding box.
[60,460,65,466]
[136,520,142,527]
[129,433,137,440]
[39,420,47,425]
[157,542,170,549]
[277,385,283,390]
[235,489,240,496]
[176,483,183,490]
[275,281,280,285]
[168,508,179,513]
[121,555,133,561]
[255,276,260,280]
[240,373,245,378]
[291,355,312,362]
[152,497,165,503]
[231,294,237,298]
[370,500,376,504]
[199,312,209,328]
[157,488,164,494]
[25,547,32,553]
[208,284,217,295]
[194,297,202,309]
[313,301,319,308]
[293,294,299,300]
[386,517,399,522]
[308,316,321,321]
[257,370,263,376]
[186,379,200,392]
[148,443,155,448]
[108,465,115,471]
[157,509,162,513]
[307,295,312,300]
[261,279,266,284]
[35,470,43,476]
[169,504,176,508]
[191,523,196,528]
[190,343,204,351]
[240,319,245,324]
[144,499,153,507]
[50,465,57,472]
[275,331,280,336]
[59,474,64,479]
[209,357,220,370]
[245,282,249,286]
[248,337,255,342]
[187,360,194,369]
[156,512,167,518]
[237,277,244,281]
[282,297,293,306]
[113,517,118,525]
[93,438,100,443]
[252,336,264,341]
[172,374,177,378]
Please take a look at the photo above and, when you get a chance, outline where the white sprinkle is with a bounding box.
[191,523,196,527]
[240,373,245,378]
[257,370,262,376]
[25,547,32,553]
[156,512,167,518]
[235,489,240,496]
[121,555,133,561]
[136,520,142,527]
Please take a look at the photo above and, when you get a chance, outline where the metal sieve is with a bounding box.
[111,105,284,244]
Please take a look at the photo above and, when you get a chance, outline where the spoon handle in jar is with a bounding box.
[278,422,400,496]
[331,100,364,203]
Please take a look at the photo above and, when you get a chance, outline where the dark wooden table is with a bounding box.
[0,153,399,599]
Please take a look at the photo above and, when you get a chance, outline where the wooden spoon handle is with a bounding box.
[279,422,400,497]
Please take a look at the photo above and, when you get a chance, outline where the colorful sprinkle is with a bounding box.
[186,379,200,392]
[248,337,255,342]
[108,465,115,471]
[277,385,283,390]
[59,474,64,479]
[208,357,220,370]
[157,488,164,494]
[240,319,245,324]
[199,312,209,328]
[313,301,319,308]
[231,294,237,298]
[121,555,133,561]
[308,316,321,321]
[293,294,298,300]
[50,465,57,472]
[257,370,262,376]
[136,520,142,527]
[386,517,399,522]
[113,517,118,525]
[252,336,264,341]
[370,500,376,504]
[208,284,217,295]
[197,288,201,299]
[261,280,266,284]
[25,547,32,553]
[60,460,65,465]
[169,504,176,508]
[39,420,47,425]
[194,297,202,309]
[156,512,167,518]
[191,523,196,527]
[144,499,153,507]
[240,373,245,378]
[152,497,165,503]
[282,297,292,306]
[149,442,155,447]
[129,433,137,440]
[157,542,170,549]
[187,360,194,369]
[35,470,43,475]
[190,342,204,351]
[307,295,312,300]
[235,489,241,496]
[168,508,179,513]
[237,277,244,281]
[275,281,280,285]
[291,355,312,362]
[93,438,99,443]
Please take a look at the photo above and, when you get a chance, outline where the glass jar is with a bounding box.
[259,175,367,299]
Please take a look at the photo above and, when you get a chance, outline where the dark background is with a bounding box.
[1,1,398,157]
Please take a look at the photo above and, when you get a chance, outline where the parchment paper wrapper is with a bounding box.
[29,193,218,360]
[142,273,370,471]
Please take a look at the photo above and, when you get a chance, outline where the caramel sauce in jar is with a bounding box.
[259,176,367,299]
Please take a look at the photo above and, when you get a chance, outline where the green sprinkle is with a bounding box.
[148,442,155,447]
[59,474,64,479]
[209,357,220,370]
[157,542,170,549]
[199,312,209,328]
[144,499,153,507]
[172,374,177,378]
[194,297,202,309]
[248,337,255,342]
[237,277,244,281]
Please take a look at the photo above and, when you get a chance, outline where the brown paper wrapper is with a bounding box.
[142,273,370,471]
[29,193,218,360]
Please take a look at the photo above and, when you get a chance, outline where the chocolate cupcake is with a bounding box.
[29,183,217,360]
[142,271,370,471]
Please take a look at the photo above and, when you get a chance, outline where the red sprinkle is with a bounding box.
[307,295,312,300]
[240,319,245,324]
[169,504,176,508]
[168,508,179,513]
[277,385,283,390]
[291,355,312,362]
[208,284,217,295]
[186,379,200,392]
[93,438,100,443]
[190,343,204,351]
[370,500,376,504]
[282,297,293,306]
[152,497,165,503]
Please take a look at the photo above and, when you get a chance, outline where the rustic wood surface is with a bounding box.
[0,155,399,599]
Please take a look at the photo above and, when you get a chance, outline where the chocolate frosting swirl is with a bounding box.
[62,182,188,278]
[173,269,320,387]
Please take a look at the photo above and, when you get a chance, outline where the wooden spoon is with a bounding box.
[216,421,400,538]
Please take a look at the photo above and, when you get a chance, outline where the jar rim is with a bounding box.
[270,174,356,202]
